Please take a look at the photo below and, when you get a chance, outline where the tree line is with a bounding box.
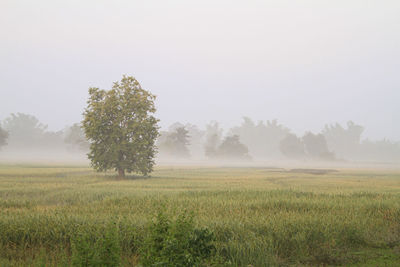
[1,113,398,162]
[156,118,400,162]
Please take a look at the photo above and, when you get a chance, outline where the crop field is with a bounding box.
[0,164,400,266]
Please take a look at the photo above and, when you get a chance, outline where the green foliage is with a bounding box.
[71,224,121,267]
[82,75,159,177]
[71,231,96,267]
[140,210,216,267]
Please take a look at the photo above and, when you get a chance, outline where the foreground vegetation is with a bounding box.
[0,165,399,266]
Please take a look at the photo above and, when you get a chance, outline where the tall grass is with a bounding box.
[0,165,399,265]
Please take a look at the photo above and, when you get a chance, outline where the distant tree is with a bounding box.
[230,117,290,158]
[204,121,223,158]
[168,122,185,132]
[360,139,400,162]
[3,113,57,149]
[216,135,250,160]
[302,132,335,160]
[0,125,8,150]
[322,121,364,159]
[43,131,64,148]
[184,123,205,158]
[64,123,89,152]
[204,134,219,158]
[158,127,190,158]
[279,133,305,159]
[2,113,65,152]
[82,75,159,178]
[164,122,201,157]
[3,113,47,140]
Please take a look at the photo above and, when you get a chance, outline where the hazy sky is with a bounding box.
[1,0,399,140]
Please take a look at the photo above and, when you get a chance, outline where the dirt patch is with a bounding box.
[288,169,338,175]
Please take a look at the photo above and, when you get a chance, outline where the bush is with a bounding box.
[71,223,121,267]
[140,210,216,267]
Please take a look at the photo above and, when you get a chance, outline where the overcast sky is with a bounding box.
[1,0,399,140]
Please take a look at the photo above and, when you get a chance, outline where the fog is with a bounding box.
[1,1,399,167]
[0,113,399,168]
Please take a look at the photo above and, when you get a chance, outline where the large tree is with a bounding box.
[82,75,159,177]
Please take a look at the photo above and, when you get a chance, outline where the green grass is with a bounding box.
[0,165,399,266]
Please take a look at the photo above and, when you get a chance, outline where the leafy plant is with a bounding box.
[71,224,121,267]
[140,210,216,267]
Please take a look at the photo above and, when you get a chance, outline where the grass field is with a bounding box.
[0,164,400,266]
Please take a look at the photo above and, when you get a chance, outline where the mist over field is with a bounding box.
[0,112,399,168]
[0,0,399,167]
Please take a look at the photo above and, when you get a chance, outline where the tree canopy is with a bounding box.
[82,75,159,177]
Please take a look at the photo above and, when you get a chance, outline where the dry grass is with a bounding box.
[0,165,399,266]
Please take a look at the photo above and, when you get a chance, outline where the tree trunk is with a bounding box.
[118,168,125,178]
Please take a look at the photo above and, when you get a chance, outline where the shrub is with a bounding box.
[71,230,97,267]
[71,224,121,267]
[140,210,216,267]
